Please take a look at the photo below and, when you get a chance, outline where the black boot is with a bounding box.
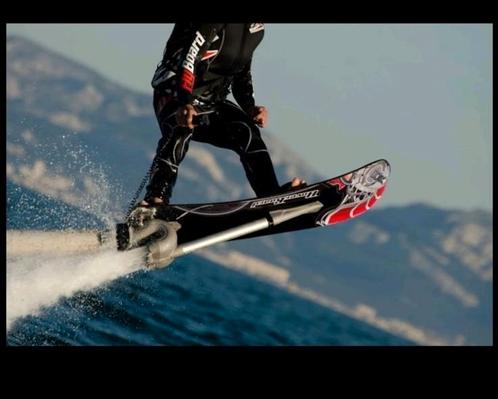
[141,166,176,206]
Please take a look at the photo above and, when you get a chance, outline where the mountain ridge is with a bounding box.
[7,35,492,345]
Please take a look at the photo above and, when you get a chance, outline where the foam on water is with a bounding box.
[7,247,146,331]
[7,134,145,331]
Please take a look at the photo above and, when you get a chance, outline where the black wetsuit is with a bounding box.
[145,23,281,202]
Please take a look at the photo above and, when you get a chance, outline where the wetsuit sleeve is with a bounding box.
[177,24,224,105]
[232,59,256,114]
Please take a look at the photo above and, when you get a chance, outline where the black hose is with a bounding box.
[125,160,156,218]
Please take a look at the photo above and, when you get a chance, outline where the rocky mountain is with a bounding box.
[6,35,492,345]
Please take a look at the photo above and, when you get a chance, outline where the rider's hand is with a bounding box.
[176,104,198,129]
[249,105,268,128]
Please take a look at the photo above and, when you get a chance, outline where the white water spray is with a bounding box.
[7,134,148,332]
[7,241,146,331]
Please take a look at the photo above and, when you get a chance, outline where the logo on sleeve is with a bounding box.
[182,31,206,73]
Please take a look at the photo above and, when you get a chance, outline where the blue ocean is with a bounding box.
[6,182,414,346]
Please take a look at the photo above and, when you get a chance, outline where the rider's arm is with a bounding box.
[232,59,256,114]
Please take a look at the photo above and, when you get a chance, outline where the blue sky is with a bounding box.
[7,24,493,211]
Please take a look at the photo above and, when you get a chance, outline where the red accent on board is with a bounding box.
[327,207,352,224]
[328,178,346,190]
[324,182,388,225]
[367,195,378,208]
[352,201,369,217]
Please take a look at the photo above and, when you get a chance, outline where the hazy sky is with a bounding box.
[7,24,493,211]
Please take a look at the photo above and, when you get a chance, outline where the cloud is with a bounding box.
[409,247,479,308]
[200,248,290,286]
[49,112,90,132]
[188,146,226,183]
[348,221,390,244]
[7,142,25,157]
[440,223,493,281]
[7,160,80,205]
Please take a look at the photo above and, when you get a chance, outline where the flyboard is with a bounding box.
[101,159,390,269]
